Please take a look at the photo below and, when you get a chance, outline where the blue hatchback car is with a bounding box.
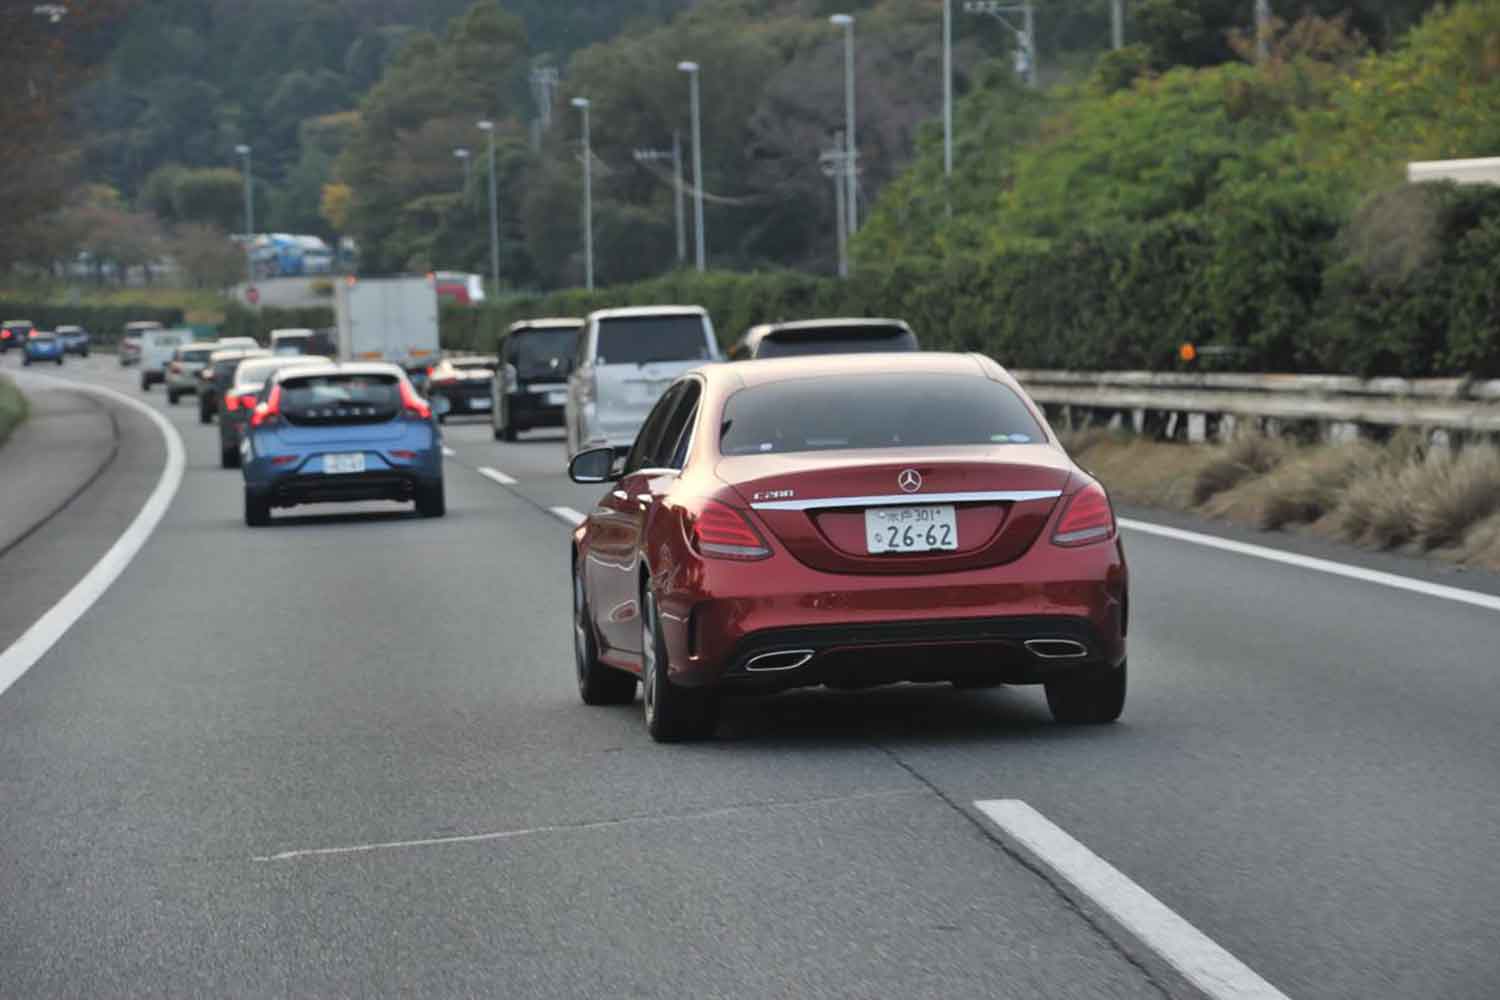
[241,362,444,526]
[22,332,65,366]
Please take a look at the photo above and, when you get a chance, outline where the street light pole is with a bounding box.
[1255,0,1272,62]
[678,61,706,273]
[830,14,858,244]
[453,147,471,190]
[820,132,848,278]
[943,0,953,181]
[476,120,500,296]
[571,98,594,291]
[1112,0,1125,50]
[234,144,254,290]
[673,131,686,265]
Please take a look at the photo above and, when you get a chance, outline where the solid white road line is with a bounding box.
[478,466,517,486]
[1120,517,1500,614]
[441,446,456,457]
[975,800,1290,1000]
[0,374,185,699]
[550,506,586,527]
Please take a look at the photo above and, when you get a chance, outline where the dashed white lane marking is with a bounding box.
[1120,517,1500,614]
[478,466,517,486]
[1,374,185,699]
[975,800,1290,1000]
[550,506,586,527]
[441,446,456,457]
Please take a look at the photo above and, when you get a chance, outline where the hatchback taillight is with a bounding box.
[1052,482,1116,547]
[399,380,431,419]
[251,385,282,427]
[690,501,771,561]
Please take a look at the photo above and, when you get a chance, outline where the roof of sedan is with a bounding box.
[268,360,405,382]
[711,351,998,387]
[508,317,583,331]
[589,305,707,320]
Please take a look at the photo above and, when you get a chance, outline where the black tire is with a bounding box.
[199,403,212,425]
[80,349,89,358]
[55,356,64,366]
[167,389,180,405]
[574,563,636,706]
[641,589,717,741]
[244,489,270,527]
[502,421,518,442]
[140,374,150,391]
[22,356,31,366]
[220,444,240,469]
[1045,661,1127,725]
[416,479,446,518]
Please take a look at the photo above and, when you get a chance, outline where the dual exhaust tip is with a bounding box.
[744,638,1089,673]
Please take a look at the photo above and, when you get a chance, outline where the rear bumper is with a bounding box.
[242,435,442,508]
[433,386,493,417]
[253,470,440,508]
[506,391,565,428]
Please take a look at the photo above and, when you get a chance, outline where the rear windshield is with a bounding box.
[595,316,711,366]
[719,373,1045,456]
[511,328,577,376]
[180,348,213,363]
[279,374,401,424]
[756,326,917,359]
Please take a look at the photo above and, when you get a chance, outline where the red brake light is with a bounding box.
[1053,482,1116,547]
[691,501,771,561]
[251,385,282,427]
[399,379,431,419]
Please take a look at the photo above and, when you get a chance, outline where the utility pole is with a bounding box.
[1112,0,1125,50]
[830,14,858,244]
[453,147,471,190]
[943,0,953,181]
[234,144,254,290]
[572,98,594,291]
[678,61,706,272]
[530,65,559,151]
[476,120,500,295]
[820,132,849,278]
[964,1,1038,89]
[1255,0,1272,62]
[634,138,687,266]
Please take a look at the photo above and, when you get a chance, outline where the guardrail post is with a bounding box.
[1187,413,1207,443]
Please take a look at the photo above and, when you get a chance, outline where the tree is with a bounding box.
[172,223,245,289]
[171,168,247,232]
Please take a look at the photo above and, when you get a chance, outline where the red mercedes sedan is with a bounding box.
[567,352,1128,741]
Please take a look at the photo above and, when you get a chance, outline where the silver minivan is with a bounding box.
[565,306,719,457]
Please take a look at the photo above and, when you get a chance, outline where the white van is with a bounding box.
[139,328,192,390]
[565,306,719,456]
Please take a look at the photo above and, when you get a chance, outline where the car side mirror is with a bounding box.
[569,447,620,484]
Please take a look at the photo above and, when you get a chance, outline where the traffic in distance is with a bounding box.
[114,274,1124,741]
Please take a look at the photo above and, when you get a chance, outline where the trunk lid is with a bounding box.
[719,446,1073,575]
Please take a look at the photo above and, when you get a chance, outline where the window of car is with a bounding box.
[178,348,214,364]
[510,328,578,377]
[278,373,402,424]
[719,373,1046,456]
[623,380,703,474]
[660,381,702,470]
[594,315,712,366]
[754,325,918,359]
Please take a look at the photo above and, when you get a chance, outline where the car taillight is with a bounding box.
[690,501,771,561]
[251,385,282,427]
[399,380,431,419]
[1052,482,1116,547]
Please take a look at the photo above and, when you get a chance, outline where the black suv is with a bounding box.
[492,319,582,441]
[198,348,270,424]
[1,320,35,353]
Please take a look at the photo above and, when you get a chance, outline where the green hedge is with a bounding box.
[219,303,335,343]
[443,184,1500,379]
[0,304,185,345]
[0,374,27,449]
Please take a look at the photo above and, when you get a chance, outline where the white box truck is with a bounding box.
[334,275,440,369]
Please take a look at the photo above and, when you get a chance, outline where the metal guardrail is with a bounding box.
[1011,370,1500,438]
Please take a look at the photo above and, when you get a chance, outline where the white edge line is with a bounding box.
[975,800,1290,1000]
[550,506,586,527]
[1120,517,1500,614]
[477,466,517,486]
[441,446,456,457]
[0,374,185,699]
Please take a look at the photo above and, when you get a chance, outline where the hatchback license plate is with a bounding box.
[546,390,568,406]
[865,505,958,554]
[468,396,491,410]
[324,453,365,475]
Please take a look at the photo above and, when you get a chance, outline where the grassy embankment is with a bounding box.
[1063,430,1500,572]
[0,283,228,326]
[0,374,29,449]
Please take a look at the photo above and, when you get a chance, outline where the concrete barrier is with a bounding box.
[1011,370,1500,443]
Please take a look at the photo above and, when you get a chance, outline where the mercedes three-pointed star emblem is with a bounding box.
[898,469,922,494]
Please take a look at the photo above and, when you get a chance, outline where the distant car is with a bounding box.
[139,329,192,390]
[241,362,444,525]
[269,328,335,356]
[198,348,270,424]
[22,331,64,366]
[566,352,1128,740]
[493,319,581,442]
[1,320,35,353]
[165,343,221,404]
[565,306,719,457]
[217,354,328,468]
[426,355,497,423]
[434,271,486,306]
[119,320,163,367]
[56,325,91,357]
[729,318,919,360]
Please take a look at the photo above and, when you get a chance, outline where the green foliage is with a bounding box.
[0,375,29,450]
[219,304,335,344]
[0,303,184,344]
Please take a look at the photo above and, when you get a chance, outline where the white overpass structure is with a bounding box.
[1407,157,1500,186]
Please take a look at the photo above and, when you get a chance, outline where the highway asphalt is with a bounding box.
[2,355,1499,998]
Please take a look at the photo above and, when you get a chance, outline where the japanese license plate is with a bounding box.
[546,390,568,406]
[324,452,365,475]
[864,505,958,554]
[468,396,492,410]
